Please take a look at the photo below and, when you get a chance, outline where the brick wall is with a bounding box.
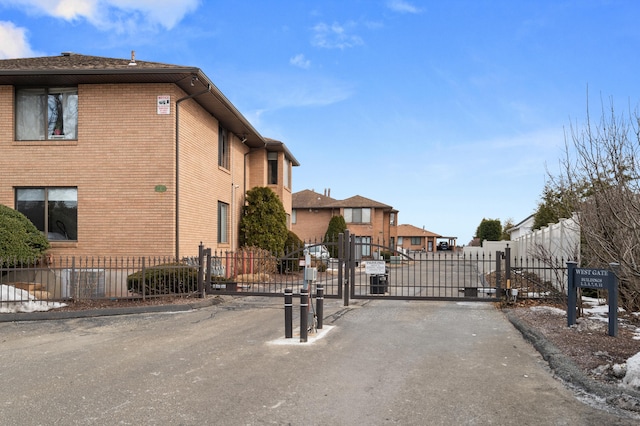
[0,83,250,258]
[292,209,334,242]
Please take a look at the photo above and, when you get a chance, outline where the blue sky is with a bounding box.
[1,0,639,244]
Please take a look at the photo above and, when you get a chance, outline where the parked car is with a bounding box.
[305,244,330,261]
[437,241,449,251]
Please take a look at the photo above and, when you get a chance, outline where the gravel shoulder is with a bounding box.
[505,301,640,414]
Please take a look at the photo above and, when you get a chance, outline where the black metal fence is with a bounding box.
[0,243,572,312]
[0,255,200,311]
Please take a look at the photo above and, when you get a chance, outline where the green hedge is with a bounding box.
[0,204,49,266]
[127,264,199,295]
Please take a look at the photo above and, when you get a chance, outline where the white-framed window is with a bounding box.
[284,157,291,189]
[390,212,396,226]
[16,187,78,241]
[16,87,78,140]
[218,201,229,243]
[268,152,278,184]
[218,126,229,169]
[344,208,371,223]
[292,209,297,224]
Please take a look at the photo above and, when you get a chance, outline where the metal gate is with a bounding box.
[197,231,504,302]
[337,231,502,303]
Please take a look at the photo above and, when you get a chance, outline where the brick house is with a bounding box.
[292,189,398,257]
[395,224,441,252]
[0,52,298,258]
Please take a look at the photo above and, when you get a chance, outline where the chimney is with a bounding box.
[328,188,331,197]
[128,50,137,66]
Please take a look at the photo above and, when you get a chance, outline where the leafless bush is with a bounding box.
[552,98,640,312]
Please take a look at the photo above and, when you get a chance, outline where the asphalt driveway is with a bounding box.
[0,297,637,425]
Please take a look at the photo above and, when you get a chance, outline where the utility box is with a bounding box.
[304,267,317,281]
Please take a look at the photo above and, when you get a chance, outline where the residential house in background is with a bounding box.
[292,189,398,258]
[395,224,441,252]
[508,214,535,240]
[291,189,338,242]
[0,52,298,258]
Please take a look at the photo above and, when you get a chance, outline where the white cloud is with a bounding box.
[311,21,363,49]
[290,53,310,69]
[386,0,423,14]
[0,21,40,59]
[0,0,199,31]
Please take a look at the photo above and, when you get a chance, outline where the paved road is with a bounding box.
[0,297,637,425]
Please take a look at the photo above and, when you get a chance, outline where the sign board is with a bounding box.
[365,260,386,275]
[157,95,171,114]
[567,262,619,337]
[574,268,614,289]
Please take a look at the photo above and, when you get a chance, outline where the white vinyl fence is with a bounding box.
[464,215,580,295]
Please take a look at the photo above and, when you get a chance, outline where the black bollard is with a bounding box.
[284,289,293,338]
[300,289,308,342]
[316,284,324,330]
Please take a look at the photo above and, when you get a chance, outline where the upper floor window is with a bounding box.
[15,187,78,241]
[16,87,78,141]
[268,152,278,184]
[390,212,396,226]
[284,157,291,189]
[218,126,229,169]
[292,209,297,224]
[344,208,371,223]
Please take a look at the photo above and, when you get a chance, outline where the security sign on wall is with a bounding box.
[157,95,170,115]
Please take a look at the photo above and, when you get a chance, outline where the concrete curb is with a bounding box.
[505,309,640,414]
[0,297,223,323]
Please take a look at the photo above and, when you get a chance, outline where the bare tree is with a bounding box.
[553,98,640,311]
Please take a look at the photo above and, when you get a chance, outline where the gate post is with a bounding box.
[204,247,212,294]
[342,230,350,307]
[350,232,356,299]
[504,245,511,298]
[495,250,503,299]
[198,242,205,298]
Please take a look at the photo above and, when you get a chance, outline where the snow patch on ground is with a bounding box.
[0,284,67,313]
[530,305,566,316]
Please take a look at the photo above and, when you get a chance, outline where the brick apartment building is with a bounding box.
[0,52,298,258]
[292,189,399,257]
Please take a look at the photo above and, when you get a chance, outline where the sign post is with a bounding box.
[567,262,619,337]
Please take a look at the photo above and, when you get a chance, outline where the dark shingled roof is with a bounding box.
[292,190,396,211]
[292,190,338,208]
[0,53,192,71]
[332,195,392,210]
[396,224,440,238]
[0,52,266,147]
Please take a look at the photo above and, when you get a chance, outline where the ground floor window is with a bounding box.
[15,187,78,241]
[218,201,229,243]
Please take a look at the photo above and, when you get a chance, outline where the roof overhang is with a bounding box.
[265,139,300,166]
[0,65,266,148]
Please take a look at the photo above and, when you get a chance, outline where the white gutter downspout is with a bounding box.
[175,83,211,259]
